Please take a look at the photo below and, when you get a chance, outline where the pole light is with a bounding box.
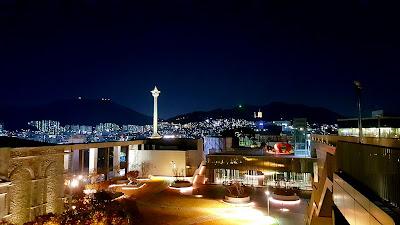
[354,81,363,143]
[377,114,382,138]
[265,189,270,216]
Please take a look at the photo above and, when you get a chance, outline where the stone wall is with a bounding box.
[1,147,65,224]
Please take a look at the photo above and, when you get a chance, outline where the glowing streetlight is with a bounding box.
[265,190,270,216]
[71,179,79,187]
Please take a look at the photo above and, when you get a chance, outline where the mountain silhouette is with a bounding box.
[167,102,344,124]
[0,99,152,130]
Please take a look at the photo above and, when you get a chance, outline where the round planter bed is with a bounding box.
[271,193,299,201]
[270,193,301,204]
[170,181,192,188]
[223,196,251,204]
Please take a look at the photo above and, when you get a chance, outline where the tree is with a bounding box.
[126,171,139,184]
[226,181,246,197]
[141,161,153,177]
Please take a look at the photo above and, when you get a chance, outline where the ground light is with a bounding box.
[219,208,277,225]
[168,186,193,195]
[269,197,301,205]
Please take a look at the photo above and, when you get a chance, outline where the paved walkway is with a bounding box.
[130,178,307,225]
[170,214,224,225]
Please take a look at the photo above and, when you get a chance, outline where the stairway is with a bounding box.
[192,161,206,187]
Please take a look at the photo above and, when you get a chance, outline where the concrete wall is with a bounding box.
[136,150,186,177]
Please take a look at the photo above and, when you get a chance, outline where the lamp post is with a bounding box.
[354,81,363,143]
[266,189,270,216]
[377,114,382,138]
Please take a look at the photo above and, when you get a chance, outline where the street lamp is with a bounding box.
[377,114,383,138]
[354,81,363,143]
[265,189,271,216]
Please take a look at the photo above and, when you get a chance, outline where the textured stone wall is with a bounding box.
[5,147,65,224]
[9,168,32,224]
[45,162,63,214]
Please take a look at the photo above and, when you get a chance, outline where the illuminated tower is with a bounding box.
[150,86,161,138]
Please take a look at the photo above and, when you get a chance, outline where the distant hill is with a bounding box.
[0,136,54,148]
[0,99,152,130]
[167,102,344,124]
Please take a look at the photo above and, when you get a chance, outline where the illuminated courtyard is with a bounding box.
[119,177,308,225]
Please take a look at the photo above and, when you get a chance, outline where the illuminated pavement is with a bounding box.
[127,177,308,225]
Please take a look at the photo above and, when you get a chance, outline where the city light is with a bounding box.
[71,179,79,187]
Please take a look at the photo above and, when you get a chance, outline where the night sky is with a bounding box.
[1,0,399,119]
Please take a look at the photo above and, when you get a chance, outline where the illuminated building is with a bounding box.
[273,120,291,132]
[96,123,120,132]
[254,109,262,119]
[206,154,316,188]
[205,136,316,188]
[337,116,400,138]
[204,136,233,156]
[28,120,60,135]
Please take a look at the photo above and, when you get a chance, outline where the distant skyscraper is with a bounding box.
[28,120,60,135]
[96,123,119,132]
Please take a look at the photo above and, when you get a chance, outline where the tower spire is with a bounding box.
[150,86,161,139]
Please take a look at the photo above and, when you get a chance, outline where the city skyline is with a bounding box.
[1,1,400,119]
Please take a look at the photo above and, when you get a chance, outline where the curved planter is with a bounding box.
[171,182,192,188]
[271,193,300,201]
[224,196,251,204]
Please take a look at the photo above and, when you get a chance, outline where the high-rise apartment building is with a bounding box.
[28,120,60,135]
